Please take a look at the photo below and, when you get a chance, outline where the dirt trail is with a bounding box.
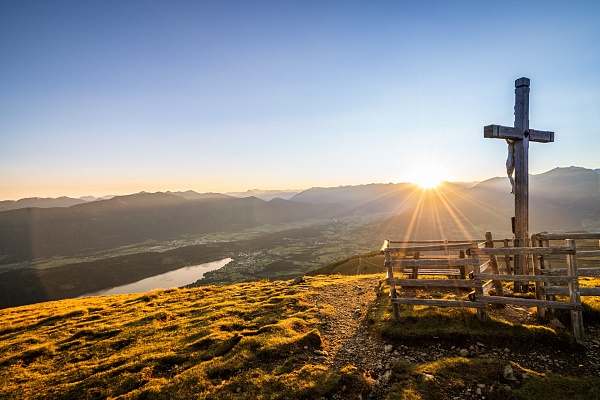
[305,276,600,398]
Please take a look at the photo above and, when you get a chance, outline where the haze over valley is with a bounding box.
[0,166,598,309]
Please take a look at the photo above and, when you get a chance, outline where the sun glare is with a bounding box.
[410,163,444,189]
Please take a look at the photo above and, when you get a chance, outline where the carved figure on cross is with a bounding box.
[505,138,515,194]
[484,77,554,291]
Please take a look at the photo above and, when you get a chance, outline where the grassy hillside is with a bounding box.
[306,251,386,276]
[1,276,372,400]
[2,274,600,399]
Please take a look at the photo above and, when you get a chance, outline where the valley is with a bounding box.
[0,167,598,309]
[0,214,384,308]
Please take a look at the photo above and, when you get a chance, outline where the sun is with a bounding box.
[409,163,444,189]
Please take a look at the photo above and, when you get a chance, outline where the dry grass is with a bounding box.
[1,273,600,399]
[0,276,373,399]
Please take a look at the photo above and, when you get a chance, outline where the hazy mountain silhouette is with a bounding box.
[372,167,600,241]
[0,196,88,212]
[78,195,117,202]
[1,167,597,265]
[0,167,598,308]
[0,192,339,263]
[290,182,467,214]
[227,189,300,201]
[167,190,234,200]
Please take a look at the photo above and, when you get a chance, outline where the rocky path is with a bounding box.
[305,276,600,399]
[308,277,385,370]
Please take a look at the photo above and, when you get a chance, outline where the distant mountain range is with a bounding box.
[0,167,598,265]
[371,166,600,240]
[0,190,299,212]
[226,189,300,201]
[0,196,89,212]
[290,181,470,214]
[0,193,338,263]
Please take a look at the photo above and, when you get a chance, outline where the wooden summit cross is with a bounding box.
[484,77,554,292]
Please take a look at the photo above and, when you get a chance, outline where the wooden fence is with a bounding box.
[381,235,599,344]
[466,239,585,343]
[531,232,600,320]
[381,240,487,322]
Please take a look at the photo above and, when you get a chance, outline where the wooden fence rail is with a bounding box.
[531,232,600,320]
[382,236,590,344]
[382,240,486,322]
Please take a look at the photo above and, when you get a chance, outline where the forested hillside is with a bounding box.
[0,193,339,263]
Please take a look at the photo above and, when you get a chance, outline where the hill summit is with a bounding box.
[2,274,599,399]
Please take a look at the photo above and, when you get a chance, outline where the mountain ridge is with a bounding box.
[0,193,341,264]
[1,167,598,265]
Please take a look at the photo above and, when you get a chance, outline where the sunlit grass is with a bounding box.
[0,275,373,400]
[1,274,599,399]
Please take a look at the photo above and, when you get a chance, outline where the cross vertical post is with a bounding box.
[484,77,554,293]
[513,78,530,292]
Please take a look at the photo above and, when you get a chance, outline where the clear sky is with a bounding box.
[1,0,599,200]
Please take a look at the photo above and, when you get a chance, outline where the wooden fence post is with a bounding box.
[411,252,420,279]
[540,236,556,313]
[385,243,400,321]
[531,234,546,319]
[485,232,504,295]
[503,238,512,274]
[471,244,487,321]
[459,250,466,279]
[566,239,585,344]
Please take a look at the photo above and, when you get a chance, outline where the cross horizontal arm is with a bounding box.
[483,125,554,143]
[484,125,522,140]
[528,129,554,143]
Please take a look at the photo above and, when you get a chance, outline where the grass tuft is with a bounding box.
[0,274,598,399]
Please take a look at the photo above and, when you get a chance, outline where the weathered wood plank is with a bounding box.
[387,240,481,244]
[399,269,462,276]
[538,268,567,275]
[535,232,600,240]
[512,77,530,293]
[391,298,485,308]
[476,295,580,310]
[485,232,505,294]
[542,286,600,296]
[503,238,512,274]
[484,125,523,140]
[527,129,554,143]
[472,273,576,283]
[482,125,552,143]
[468,246,573,256]
[405,255,472,260]
[386,243,476,253]
[567,239,585,344]
[389,259,480,267]
[578,250,600,257]
[386,249,400,321]
[531,234,546,319]
[472,253,487,321]
[540,267,600,276]
[482,280,495,295]
[411,252,420,279]
[479,260,491,273]
[387,278,480,288]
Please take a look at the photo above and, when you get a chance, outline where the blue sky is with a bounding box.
[1,0,599,199]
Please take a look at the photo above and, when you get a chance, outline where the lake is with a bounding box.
[79,258,232,297]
